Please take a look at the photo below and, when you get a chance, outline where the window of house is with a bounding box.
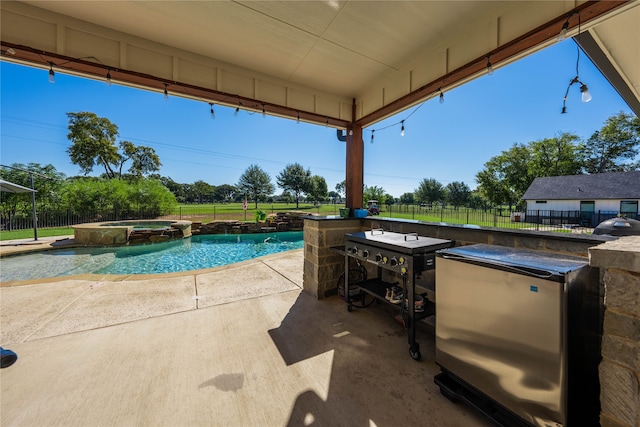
[620,201,638,216]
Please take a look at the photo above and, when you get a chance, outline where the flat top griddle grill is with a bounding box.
[343,229,454,361]
[345,230,452,255]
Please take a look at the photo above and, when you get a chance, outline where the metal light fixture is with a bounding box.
[486,55,494,75]
[400,120,405,137]
[163,83,169,101]
[439,88,445,104]
[209,103,215,120]
[106,69,112,86]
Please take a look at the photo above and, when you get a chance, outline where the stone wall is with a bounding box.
[192,211,308,235]
[303,216,612,298]
[590,236,640,427]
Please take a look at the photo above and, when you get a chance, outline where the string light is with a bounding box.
[106,68,112,86]
[371,130,375,144]
[439,88,444,104]
[557,12,576,42]
[234,102,241,117]
[48,62,55,83]
[486,55,494,75]
[262,104,266,118]
[325,117,329,127]
[163,83,169,101]
[296,112,300,124]
[560,11,591,113]
[400,120,405,137]
[209,103,215,120]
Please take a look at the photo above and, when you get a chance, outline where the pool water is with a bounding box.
[0,232,304,282]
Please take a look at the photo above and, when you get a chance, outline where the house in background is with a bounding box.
[521,171,640,227]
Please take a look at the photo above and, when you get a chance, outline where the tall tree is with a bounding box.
[119,141,162,177]
[399,192,415,204]
[192,180,214,204]
[67,112,161,178]
[445,181,471,209]
[578,112,640,173]
[276,163,311,208]
[363,185,386,204]
[335,180,346,199]
[529,133,582,177]
[307,175,328,204]
[415,178,444,205]
[214,184,237,203]
[476,143,534,209]
[237,164,274,208]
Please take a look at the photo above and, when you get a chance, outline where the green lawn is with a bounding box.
[0,227,74,241]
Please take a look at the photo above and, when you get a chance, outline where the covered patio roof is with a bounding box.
[1,0,638,208]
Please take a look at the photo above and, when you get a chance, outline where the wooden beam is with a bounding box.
[0,42,351,129]
[355,0,629,127]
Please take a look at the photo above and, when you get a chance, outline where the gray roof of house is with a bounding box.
[521,171,640,200]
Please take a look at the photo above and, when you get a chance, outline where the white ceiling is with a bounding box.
[2,1,638,126]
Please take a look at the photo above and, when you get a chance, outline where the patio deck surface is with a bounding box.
[1,239,491,426]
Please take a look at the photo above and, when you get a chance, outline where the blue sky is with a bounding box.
[0,39,635,198]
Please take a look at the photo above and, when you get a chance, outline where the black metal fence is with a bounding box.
[1,205,637,234]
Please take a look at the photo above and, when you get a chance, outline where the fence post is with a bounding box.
[466,210,469,224]
[180,206,182,220]
[412,205,415,220]
[493,209,497,227]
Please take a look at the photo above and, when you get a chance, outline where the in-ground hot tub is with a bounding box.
[73,220,192,246]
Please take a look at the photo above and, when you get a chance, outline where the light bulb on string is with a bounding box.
[234,103,241,117]
[209,103,215,120]
[580,84,592,102]
[400,121,405,137]
[106,69,112,86]
[262,104,266,118]
[371,130,375,144]
[439,88,444,104]
[296,112,300,124]
[486,56,494,75]
[163,83,169,101]
[48,63,55,83]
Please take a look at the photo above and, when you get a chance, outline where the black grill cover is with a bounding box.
[593,217,640,236]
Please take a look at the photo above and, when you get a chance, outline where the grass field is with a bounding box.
[0,203,582,240]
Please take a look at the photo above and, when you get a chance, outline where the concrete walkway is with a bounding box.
[1,244,491,426]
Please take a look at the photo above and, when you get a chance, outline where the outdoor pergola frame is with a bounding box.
[1,1,638,211]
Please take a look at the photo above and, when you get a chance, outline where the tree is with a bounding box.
[0,163,66,225]
[119,141,162,177]
[529,133,582,177]
[214,184,237,203]
[67,112,161,178]
[307,175,328,204]
[578,112,640,173]
[363,185,386,204]
[415,178,444,205]
[445,181,471,209]
[399,192,415,204]
[335,180,346,199]
[237,164,274,208]
[276,163,311,208]
[192,180,214,204]
[475,143,534,209]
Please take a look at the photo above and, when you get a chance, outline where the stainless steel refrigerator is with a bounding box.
[435,244,601,427]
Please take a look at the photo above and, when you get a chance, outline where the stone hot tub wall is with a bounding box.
[73,220,192,246]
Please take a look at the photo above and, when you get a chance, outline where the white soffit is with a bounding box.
[1,1,636,125]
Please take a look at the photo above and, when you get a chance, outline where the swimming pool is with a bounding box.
[0,232,304,282]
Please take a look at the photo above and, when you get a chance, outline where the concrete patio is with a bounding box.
[0,245,491,427]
